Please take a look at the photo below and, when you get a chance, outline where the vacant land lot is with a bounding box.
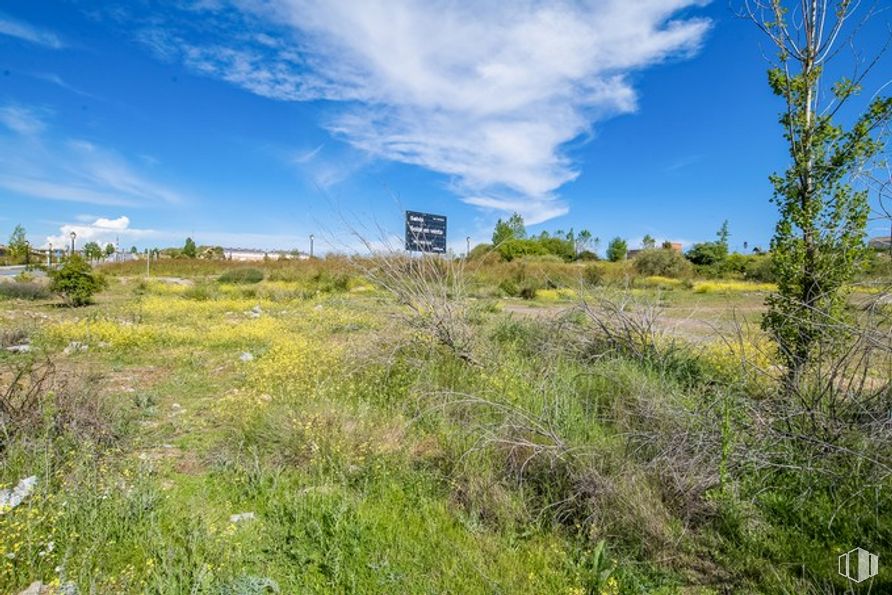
[1,260,889,593]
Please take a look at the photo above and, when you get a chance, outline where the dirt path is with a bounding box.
[500,299,763,342]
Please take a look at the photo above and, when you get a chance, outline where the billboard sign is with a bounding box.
[405,211,447,253]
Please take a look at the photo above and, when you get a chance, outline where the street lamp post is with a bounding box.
[69,231,77,255]
[309,234,315,259]
[466,236,471,258]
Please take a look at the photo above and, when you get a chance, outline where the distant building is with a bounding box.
[868,236,891,250]
[223,248,306,261]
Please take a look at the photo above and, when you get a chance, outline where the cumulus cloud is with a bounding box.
[0,104,187,207]
[44,216,157,250]
[0,14,64,48]
[138,0,711,223]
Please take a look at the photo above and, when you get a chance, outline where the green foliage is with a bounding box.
[82,241,103,261]
[49,254,107,306]
[606,237,627,262]
[0,281,51,301]
[583,263,604,286]
[575,229,597,254]
[467,243,494,260]
[491,212,526,245]
[716,220,730,249]
[6,225,29,264]
[685,241,727,266]
[633,248,691,278]
[104,243,116,257]
[642,234,656,249]
[3,257,888,592]
[182,237,198,259]
[759,12,892,378]
[717,253,777,282]
[218,268,264,284]
[496,237,575,262]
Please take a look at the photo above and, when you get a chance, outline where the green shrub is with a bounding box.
[606,237,627,262]
[13,270,34,283]
[685,241,727,266]
[518,280,541,300]
[498,278,519,296]
[0,281,51,301]
[583,264,604,286]
[48,255,106,306]
[633,249,691,278]
[743,254,775,282]
[497,238,549,261]
[181,283,218,301]
[218,268,264,284]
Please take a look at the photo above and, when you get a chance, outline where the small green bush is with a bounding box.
[518,280,541,300]
[583,264,604,286]
[0,281,51,301]
[743,254,775,282]
[181,283,218,301]
[48,255,106,306]
[218,268,264,284]
[633,249,691,278]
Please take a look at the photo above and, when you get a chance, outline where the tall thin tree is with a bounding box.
[744,0,892,387]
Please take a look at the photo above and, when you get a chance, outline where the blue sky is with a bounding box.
[0,1,889,255]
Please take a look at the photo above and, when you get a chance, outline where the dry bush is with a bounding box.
[356,236,478,364]
[0,357,125,453]
[735,293,892,491]
[574,287,678,366]
[0,328,29,348]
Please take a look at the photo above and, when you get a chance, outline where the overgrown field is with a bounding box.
[1,259,890,593]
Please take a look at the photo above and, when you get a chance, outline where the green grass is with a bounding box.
[1,263,889,593]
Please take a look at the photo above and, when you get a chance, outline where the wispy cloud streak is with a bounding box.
[0,14,64,48]
[138,1,711,223]
[0,104,188,208]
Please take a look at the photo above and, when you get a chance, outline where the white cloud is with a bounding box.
[0,105,48,136]
[43,215,316,252]
[138,0,711,223]
[0,14,64,48]
[0,104,187,207]
[44,216,157,250]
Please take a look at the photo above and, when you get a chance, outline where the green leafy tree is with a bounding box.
[82,241,103,262]
[685,241,727,266]
[104,243,116,257]
[7,224,28,264]
[746,0,892,385]
[130,246,138,254]
[661,240,674,250]
[491,212,526,245]
[49,254,107,307]
[576,229,594,253]
[716,220,730,250]
[183,237,198,258]
[634,249,691,278]
[606,237,627,262]
[642,234,656,249]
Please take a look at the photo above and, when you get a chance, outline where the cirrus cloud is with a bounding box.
[139,0,711,223]
[0,104,188,208]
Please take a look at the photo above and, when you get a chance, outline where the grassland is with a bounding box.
[1,258,889,593]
